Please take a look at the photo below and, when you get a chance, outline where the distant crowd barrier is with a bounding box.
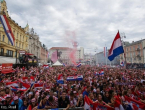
[48,107,84,110]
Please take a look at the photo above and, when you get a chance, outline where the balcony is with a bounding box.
[137,48,140,51]
[0,52,14,57]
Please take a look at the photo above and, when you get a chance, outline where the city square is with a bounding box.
[0,0,145,110]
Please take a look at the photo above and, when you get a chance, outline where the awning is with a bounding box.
[25,53,33,55]
[1,70,15,74]
[0,56,19,64]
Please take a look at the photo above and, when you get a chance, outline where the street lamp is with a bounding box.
[94,47,98,65]
[120,32,126,67]
[15,46,18,64]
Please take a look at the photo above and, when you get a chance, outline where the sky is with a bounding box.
[5,0,145,54]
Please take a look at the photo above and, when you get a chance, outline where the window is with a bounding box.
[134,52,136,56]
[22,44,23,49]
[19,43,21,48]
[1,48,4,55]
[130,47,131,51]
[20,35,21,41]
[15,51,17,57]
[17,33,18,38]
[126,48,128,52]
[133,46,135,51]
[0,34,1,41]
[16,42,17,47]
[2,35,5,42]
[138,51,141,55]
[23,36,24,41]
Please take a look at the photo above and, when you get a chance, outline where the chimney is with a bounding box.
[132,41,134,43]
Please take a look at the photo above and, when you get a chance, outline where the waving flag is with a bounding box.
[6,81,30,92]
[108,31,124,61]
[67,76,77,81]
[120,61,124,66]
[94,102,114,110]
[67,75,83,81]
[34,83,44,89]
[84,95,93,110]
[76,63,81,67]
[114,96,125,110]
[57,74,64,84]
[77,75,83,81]
[125,96,145,110]
[22,76,35,83]
[99,70,104,75]
[0,15,15,46]
[6,81,19,88]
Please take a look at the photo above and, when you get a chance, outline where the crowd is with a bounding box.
[0,65,145,110]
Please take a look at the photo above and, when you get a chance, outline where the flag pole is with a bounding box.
[105,44,107,66]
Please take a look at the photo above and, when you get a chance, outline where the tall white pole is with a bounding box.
[105,44,107,65]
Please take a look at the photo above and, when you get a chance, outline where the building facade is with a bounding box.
[120,39,145,64]
[24,25,41,61]
[49,47,84,64]
[142,40,145,63]
[0,0,28,64]
[40,44,48,64]
[95,51,120,65]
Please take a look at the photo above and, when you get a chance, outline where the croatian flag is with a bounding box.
[67,76,77,81]
[108,31,124,61]
[77,75,83,81]
[120,61,124,66]
[57,74,64,84]
[34,83,44,89]
[76,63,81,67]
[0,15,15,46]
[6,81,19,88]
[84,95,93,110]
[125,96,145,110]
[99,70,104,75]
[6,81,30,92]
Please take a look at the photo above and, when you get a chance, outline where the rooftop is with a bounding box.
[125,39,145,47]
[49,47,72,50]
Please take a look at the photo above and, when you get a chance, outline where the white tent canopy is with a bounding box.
[52,60,63,66]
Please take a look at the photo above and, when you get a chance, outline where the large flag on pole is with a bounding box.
[0,14,15,46]
[51,51,58,63]
[108,31,124,61]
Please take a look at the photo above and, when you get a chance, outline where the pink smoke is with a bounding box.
[64,31,77,65]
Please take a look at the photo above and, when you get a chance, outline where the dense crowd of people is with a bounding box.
[0,65,145,110]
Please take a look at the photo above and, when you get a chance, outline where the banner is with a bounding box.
[2,63,13,71]
[28,59,32,63]
[67,75,83,81]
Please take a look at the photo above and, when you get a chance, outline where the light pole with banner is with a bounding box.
[120,32,126,68]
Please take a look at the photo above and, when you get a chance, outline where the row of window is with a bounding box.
[126,51,141,57]
[13,31,26,41]
[0,35,25,49]
[126,45,140,51]
[0,48,17,57]
[127,57,142,61]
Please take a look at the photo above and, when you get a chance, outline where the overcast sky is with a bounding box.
[6,0,145,54]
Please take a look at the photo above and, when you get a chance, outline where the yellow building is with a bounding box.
[0,0,28,63]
